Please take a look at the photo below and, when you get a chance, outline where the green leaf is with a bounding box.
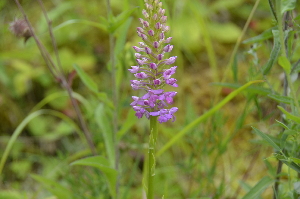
[242,176,273,199]
[278,106,300,123]
[109,7,138,33]
[290,157,300,164]
[114,17,132,55]
[212,82,272,96]
[278,56,291,74]
[71,156,117,198]
[281,0,296,14]
[275,119,289,130]
[252,127,282,152]
[0,191,24,199]
[117,109,137,140]
[95,104,115,168]
[267,94,295,105]
[96,92,114,109]
[53,19,107,32]
[281,160,300,173]
[157,80,264,156]
[262,30,281,75]
[31,174,73,199]
[243,28,274,44]
[73,64,98,93]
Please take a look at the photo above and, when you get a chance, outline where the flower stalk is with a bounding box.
[129,0,178,198]
[148,116,158,199]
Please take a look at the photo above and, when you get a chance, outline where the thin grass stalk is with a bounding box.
[213,0,261,102]
[273,9,294,199]
[14,0,97,155]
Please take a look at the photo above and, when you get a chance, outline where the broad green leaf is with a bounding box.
[31,174,73,199]
[281,0,296,14]
[71,156,117,198]
[278,106,300,123]
[262,30,281,75]
[157,80,264,156]
[242,176,273,199]
[73,64,98,93]
[117,109,137,140]
[95,104,115,167]
[252,127,282,152]
[243,28,274,44]
[278,56,291,74]
[54,19,107,32]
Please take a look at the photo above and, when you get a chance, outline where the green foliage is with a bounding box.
[1,0,300,198]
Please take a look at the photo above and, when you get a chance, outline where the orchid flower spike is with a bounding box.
[129,0,178,123]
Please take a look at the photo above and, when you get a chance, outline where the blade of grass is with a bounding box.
[157,80,264,156]
[0,109,84,175]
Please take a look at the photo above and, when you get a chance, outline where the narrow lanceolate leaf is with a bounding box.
[71,156,117,198]
[278,106,300,123]
[243,28,274,44]
[267,94,295,105]
[281,160,300,173]
[242,176,273,199]
[278,56,291,74]
[262,30,281,75]
[251,127,282,152]
[73,64,98,93]
[95,104,115,168]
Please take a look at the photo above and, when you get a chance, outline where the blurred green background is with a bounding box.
[0,0,298,198]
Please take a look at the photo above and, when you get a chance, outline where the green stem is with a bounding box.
[276,0,300,114]
[148,116,158,199]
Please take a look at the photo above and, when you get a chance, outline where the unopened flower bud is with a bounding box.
[137,27,145,32]
[149,63,157,69]
[155,22,161,29]
[160,16,167,23]
[145,47,152,54]
[163,44,173,53]
[153,41,159,48]
[159,33,165,40]
[157,54,164,60]
[143,21,150,28]
[148,30,155,36]
[164,37,172,43]
[153,14,158,21]
[142,10,149,18]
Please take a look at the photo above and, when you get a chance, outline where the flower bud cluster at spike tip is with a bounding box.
[129,0,178,123]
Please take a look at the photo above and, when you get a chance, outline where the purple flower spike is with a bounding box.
[129,0,178,123]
